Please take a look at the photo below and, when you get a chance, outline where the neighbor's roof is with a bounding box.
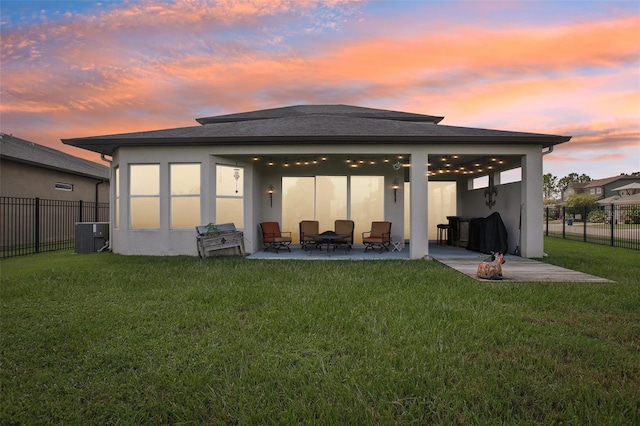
[0,133,109,180]
[598,192,640,205]
[572,175,640,189]
[62,104,571,156]
[612,182,640,192]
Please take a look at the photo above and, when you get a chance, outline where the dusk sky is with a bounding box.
[1,0,639,180]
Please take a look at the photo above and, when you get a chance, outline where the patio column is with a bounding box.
[521,150,544,258]
[409,148,429,259]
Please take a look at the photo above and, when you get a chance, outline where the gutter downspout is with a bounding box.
[97,152,112,221]
[99,152,113,251]
[542,146,554,156]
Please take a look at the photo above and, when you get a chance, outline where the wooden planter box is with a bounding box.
[196,223,245,258]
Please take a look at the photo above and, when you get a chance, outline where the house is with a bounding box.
[597,181,640,224]
[62,104,571,259]
[0,133,110,201]
[562,175,640,202]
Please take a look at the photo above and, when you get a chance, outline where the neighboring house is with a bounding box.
[0,133,110,202]
[62,104,571,259]
[562,175,640,202]
[597,182,640,224]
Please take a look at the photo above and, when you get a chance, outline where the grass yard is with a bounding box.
[1,238,639,424]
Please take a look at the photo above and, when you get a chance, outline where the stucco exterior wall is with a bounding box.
[110,143,546,258]
[0,159,109,202]
[111,145,410,256]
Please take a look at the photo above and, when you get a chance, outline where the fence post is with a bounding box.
[583,206,587,242]
[546,206,549,237]
[610,204,615,247]
[562,206,566,239]
[79,200,83,223]
[34,197,40,253]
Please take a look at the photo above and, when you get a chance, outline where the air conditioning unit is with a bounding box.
[75,222,109,254]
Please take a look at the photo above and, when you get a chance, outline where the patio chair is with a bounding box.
[260,222,292,253]
[333,219,354,251]
[299,220,319,250]
[362,221,392,252]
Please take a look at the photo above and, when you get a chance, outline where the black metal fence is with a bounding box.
[0,197,109,258]
[544,204,640,250]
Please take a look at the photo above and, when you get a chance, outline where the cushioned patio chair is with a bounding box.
[333,219,354,251]
[299,220,319,250]
[362,221,392,252]
[260,222,292,253]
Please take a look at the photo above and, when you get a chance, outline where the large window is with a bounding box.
[130,164,160,228]
[171,163,201,228]
[216,165,244,228]
[315,176,347,231]
[350,176,384,242]
[282,176,382,243]
[404,181,457,240]
[282,177,315,240]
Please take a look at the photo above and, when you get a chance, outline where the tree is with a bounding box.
[543,173,559,201]
[558,173,592,193]
[563,193,599,219]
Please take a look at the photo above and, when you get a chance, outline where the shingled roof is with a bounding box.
[62,104,571,155]
[1,133,109,180]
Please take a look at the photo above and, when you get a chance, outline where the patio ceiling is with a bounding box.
[223,153,522,181]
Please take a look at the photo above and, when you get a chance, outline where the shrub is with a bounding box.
[587,209,606,223]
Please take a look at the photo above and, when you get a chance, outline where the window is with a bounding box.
[499,167,521,184]
[215,165,244,228]
[282,176,380,244]
[405,181,457,240]
[471,175,489,189]
[130,164,160,228]
[316,176,347,231]
[54,182,73,191]
[171,163,201,228]
[282,177,315,241]
[350,176,384,243]
[114,167,120,228]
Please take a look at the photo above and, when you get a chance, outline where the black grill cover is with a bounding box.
[467,212,508,254]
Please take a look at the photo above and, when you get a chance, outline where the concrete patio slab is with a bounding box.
[246,242,612,282]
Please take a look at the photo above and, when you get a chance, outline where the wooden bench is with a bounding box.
[196,223,245,258]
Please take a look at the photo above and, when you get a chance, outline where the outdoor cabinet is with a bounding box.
[75,222,109,253]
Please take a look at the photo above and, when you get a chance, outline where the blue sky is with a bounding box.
[1,0,639,179]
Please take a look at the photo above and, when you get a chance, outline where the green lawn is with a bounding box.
[1,238,638,424]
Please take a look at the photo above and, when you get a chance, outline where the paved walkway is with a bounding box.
[435,257,612,283]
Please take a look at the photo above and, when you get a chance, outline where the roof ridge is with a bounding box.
[195,104,445,125]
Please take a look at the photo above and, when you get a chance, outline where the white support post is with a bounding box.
[409,149,429,259]
[521,150,544,258]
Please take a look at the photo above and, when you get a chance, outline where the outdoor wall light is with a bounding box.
[268,185,274,207]
[392,179,400,204]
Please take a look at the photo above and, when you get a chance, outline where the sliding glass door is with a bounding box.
[350,176,384,243]
[282,176,383,243]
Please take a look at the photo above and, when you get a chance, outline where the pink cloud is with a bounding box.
[1,1,638,178]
